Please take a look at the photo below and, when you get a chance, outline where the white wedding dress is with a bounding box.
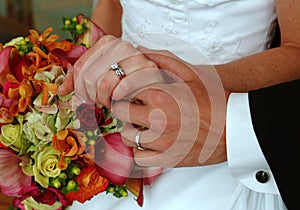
[70,0,287,209]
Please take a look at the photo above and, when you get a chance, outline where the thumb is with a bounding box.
[58,67,74,96]
[138,46,197,82]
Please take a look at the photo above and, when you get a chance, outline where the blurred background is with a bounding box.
[0,0,94,43]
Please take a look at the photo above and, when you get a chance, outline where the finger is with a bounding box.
[112,67,164,100]
[96,54,158,107]
[132,149,170,167]
[58,66,74,95]
[138,46,198,81]
[73,35,119,73]
[76,40,145,105]
[121,123,166,152]
[112,100,151,128]
[70,36,118,102]
[132,149,162,167]
[95,69,121,107]
[113,93,171,133]
[73,35,130,103]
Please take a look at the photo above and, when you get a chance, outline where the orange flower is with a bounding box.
[5,74,34,113]
[65,166,109,203]
[48,40,73,52]
[0,107,14,125]
[41,82,58,105]
[27,47,55,73]
[52,130,85,170]
[28,27,59,49]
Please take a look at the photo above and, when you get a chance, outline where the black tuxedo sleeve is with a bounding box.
[249,79,300,210]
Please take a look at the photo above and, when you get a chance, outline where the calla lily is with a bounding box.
[0,46,12,86]
[0,149,32,196]
[126,175,144,207]
[94,132,134,186]
[0,46,12,74]
[76,14,106,47]
[51,13,105,66]
[51,45,87,66]
[126,167,163,206]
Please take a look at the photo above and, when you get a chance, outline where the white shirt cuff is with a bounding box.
[226,93,280,194]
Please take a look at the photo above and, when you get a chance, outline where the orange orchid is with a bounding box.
[28,27,59,49]
[41,82,58,105]
[52,129,86,170]
[48,39,73,52]
[27,47,55,73]
[5,74,34,113]
[0,107,14,125]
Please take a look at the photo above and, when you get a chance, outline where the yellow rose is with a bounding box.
[32,146,61,188]
[0,124,22,152]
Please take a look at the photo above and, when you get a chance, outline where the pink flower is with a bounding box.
[0,149,32,196]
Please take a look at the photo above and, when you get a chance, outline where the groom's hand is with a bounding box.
[112,50,229,167]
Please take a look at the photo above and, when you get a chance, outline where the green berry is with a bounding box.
[107,186,115,193]
[18,51,25,56]
[87,131,93,137]
[71,166,81,175]
[51,179,61,188]
[65,19,71,26]
[120,190,128,197]
[67,180,77,191]
[20,40,27,46]
[89,139,96,145]
[59,172,68,180]
[76,24,83,31]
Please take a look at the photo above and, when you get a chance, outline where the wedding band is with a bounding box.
[111,63,126,78]
[135,131,145,150]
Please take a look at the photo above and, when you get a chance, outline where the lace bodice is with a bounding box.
[120,0,276,64]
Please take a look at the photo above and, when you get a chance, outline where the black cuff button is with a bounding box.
[256,171,269,183]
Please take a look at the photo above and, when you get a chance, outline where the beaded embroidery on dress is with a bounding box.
[121,0,277,64]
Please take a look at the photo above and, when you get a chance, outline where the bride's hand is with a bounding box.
[58,35,161,108]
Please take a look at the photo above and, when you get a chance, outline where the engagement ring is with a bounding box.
[111,63,126,78]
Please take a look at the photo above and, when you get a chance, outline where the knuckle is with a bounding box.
[98,77,111,91]
[143,60,157,69]
[101,34,116,43]
[150,89,167,105]
[119,80,133,96]
[119,41,135,53]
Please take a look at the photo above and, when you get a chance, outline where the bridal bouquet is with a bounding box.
[0,14,158,210]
